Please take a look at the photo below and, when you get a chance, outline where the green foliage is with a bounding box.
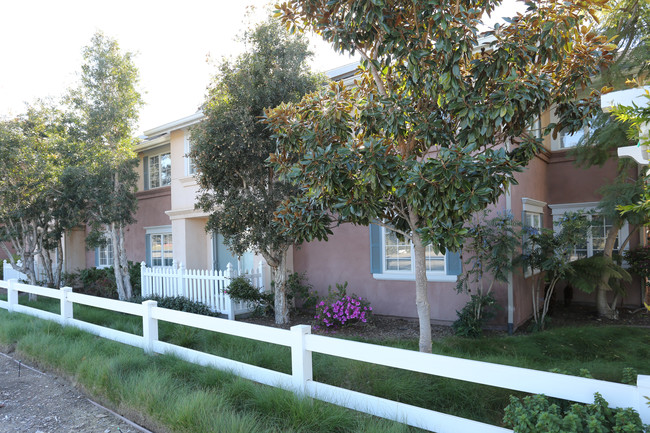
[63,261,142,299]
[268,0,614,351]
[66,31,143,300]
[228,272,317,317]
[520,212,591,330]
[134,295,217,317]
[455,211,518,335]
[190,17,325,324]
[453,293,499,338]
[227,276,274,317]
[286,272,318,312]
[567,255,631,295]
[625,247,650,281]
[503,393,648,433]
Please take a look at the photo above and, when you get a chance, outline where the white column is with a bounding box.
[290,324,313,396]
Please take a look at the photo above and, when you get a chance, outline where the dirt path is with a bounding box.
[0,351,151,433]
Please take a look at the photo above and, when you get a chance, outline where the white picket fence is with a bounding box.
[2,259,48,282]
[0,279,648,432]
[140,261,266,319]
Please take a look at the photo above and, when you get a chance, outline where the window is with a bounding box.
[560,128,584,149]
[522,198,546,276]
[184,131,197,176]
[370,225,460,282]
[527,114,542,139]
[95,234,113,268]
[146,226,173,267]
[549,202,628,261]
[145,152,171,189]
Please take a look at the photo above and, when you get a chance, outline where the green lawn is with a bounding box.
[1,295,648,433]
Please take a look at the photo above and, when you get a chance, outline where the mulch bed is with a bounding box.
[241,303,650,342]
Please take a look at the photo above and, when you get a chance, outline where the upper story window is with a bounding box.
[184,131,197,176]
[560,128,585,149]
[143,151,171,190]
[149,153,171,188]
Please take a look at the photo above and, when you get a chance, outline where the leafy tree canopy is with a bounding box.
[266,0,614,351]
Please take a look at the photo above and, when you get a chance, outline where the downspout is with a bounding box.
[506,140,514,335]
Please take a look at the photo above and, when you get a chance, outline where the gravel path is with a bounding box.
[0,350,151,433]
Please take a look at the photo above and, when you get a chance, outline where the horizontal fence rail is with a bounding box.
[1,278,648,433]
[140,261,266,319]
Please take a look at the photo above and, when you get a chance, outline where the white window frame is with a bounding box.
[146,226,173,268]
[148,152,171,189]
[373,227,456,282]
[549,202,629,260]
[184,130,197,177]
[96,233,113,269]
[522,198,546,277]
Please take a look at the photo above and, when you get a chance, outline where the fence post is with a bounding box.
[60,287,73,325]
[225,263,235,320]
[637,375,650,424]
[140,262,147,297]
[142,300,159,354]
[290,324,313,396]
[7,279,18,312]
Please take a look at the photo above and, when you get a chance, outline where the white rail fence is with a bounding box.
[0,279,648,433]
[140,261,266,320]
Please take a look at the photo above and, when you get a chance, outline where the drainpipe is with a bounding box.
[506,140,515,335]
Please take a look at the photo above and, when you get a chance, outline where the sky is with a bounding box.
[0,0,524,136]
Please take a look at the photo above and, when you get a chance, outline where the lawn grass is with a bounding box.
[1,294,649,432]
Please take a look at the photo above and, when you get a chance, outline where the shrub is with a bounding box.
[453,293,499,338]
[313,282,373,331]
[226,276,273,317]
[132,295,217,317]
[62,261,141,299]
[286,272,318,312]
[503,393,648,433]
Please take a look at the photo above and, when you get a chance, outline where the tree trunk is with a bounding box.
[117,224,132,299]
[271,248,290,325]
[411,229,432,353]
[596,221,622,319]
[110,223,133,300]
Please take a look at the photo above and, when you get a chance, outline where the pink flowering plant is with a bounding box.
[313,282,373,331]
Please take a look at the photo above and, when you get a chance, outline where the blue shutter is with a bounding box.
[143,156,149,190]
[94,248,100,267]
[145,234,151,267]
[369,224,382,274]
[446,251,462,275]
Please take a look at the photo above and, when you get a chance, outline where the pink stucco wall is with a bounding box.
[85,187,172,268]
[293,222,468,324]
[292,148,645,329]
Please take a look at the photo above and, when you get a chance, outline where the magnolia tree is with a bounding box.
[67,32,143,300]
[266,0,614,352]
[190,19,326,324]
